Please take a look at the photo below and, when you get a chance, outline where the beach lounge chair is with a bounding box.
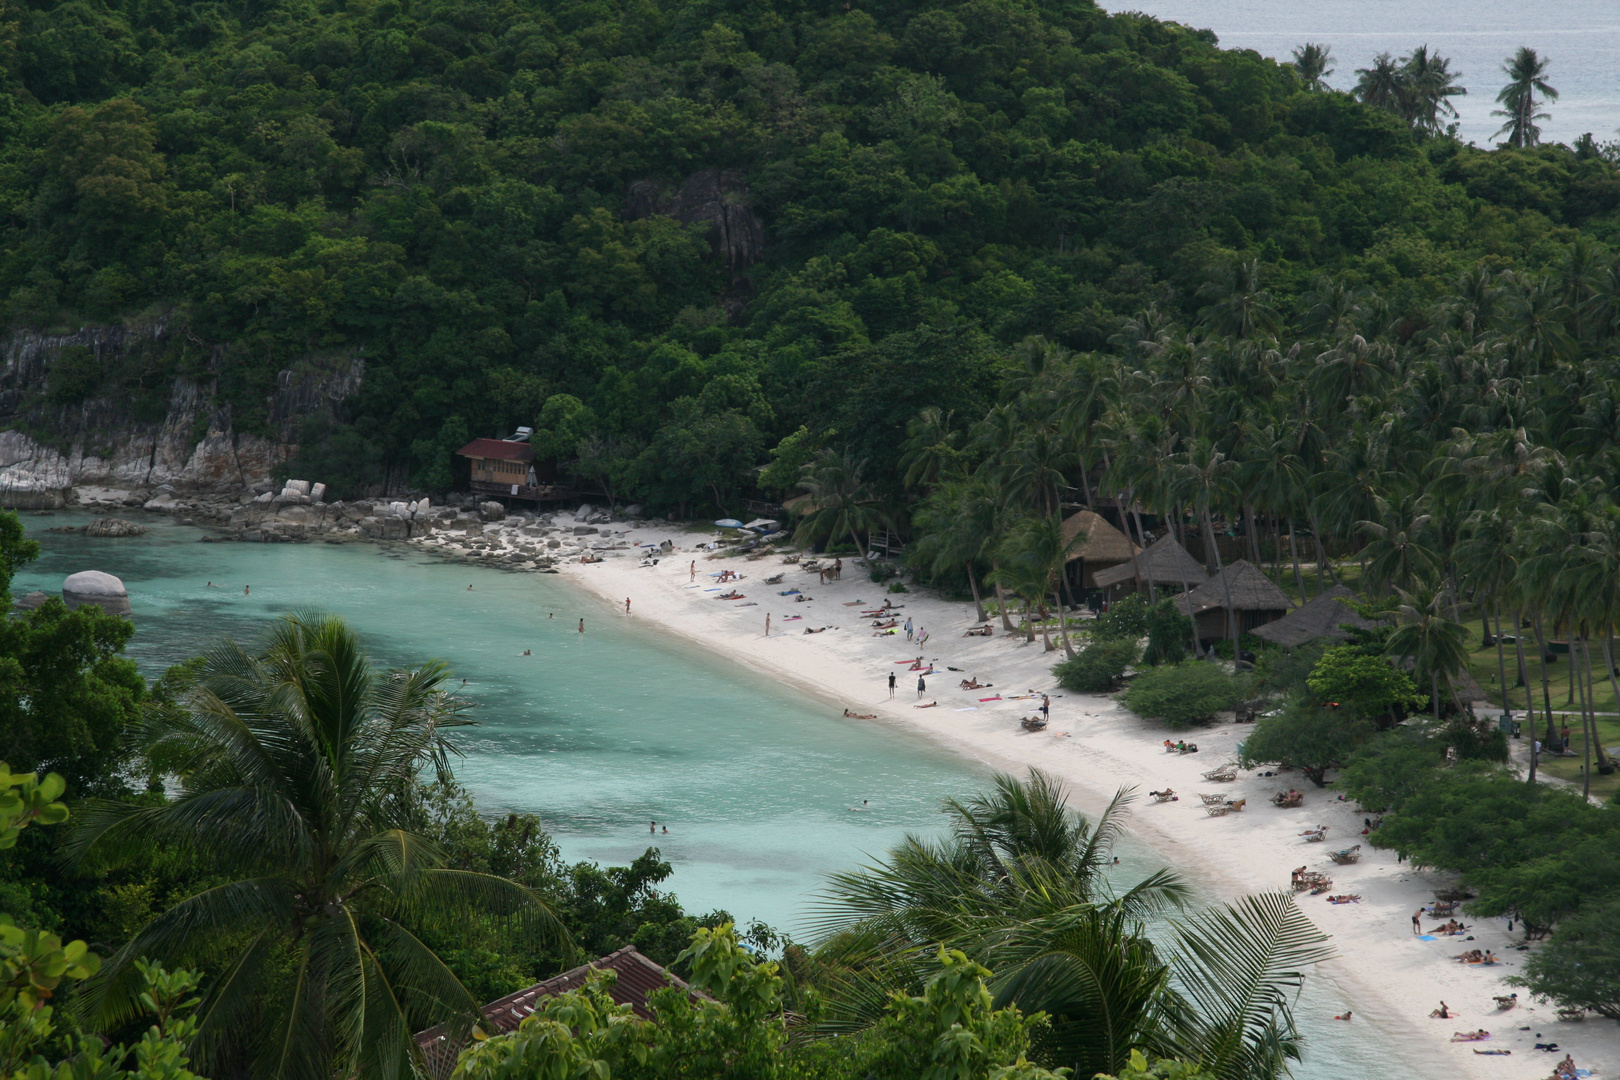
[780,554,800,564]
[1557,1007,1586,1022]
[1198,792,1230,807]
[1201,765,1238,782]
[764,573,784,584]
[1290,871,1332,892]
[1204,798,1245,817]
[1494,995,1519,1011]
[1300,825,1328,842]
[1149,790,1174,803]
[1328,845,1362,864]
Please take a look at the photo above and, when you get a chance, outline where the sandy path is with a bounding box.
[420,521,1615,1077]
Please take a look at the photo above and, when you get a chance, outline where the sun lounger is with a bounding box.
[1557,1007,1586,1022]
[1291,871,1332,892]
[1199,792,1230,806]
[1204,798,1245,817]
[1300,826,1328,842]
[1201,765,1238,782]
[1328,845,1362,864]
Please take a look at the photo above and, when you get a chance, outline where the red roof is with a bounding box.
[414,947,701,1078]
[456,438,535,463]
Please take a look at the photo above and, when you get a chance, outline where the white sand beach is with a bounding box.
[422,520,1617,1078]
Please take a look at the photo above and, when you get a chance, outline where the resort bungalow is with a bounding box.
[1250,585,1380,650]
[1092,534,1208,597]
[415,946,704,1078]
[1060,509,1140,589]
[455,431,566,503]
[1176,559,1294,643]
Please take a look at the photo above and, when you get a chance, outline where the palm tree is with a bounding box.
[1384,588,1472,722]
[1353,53,1407,116]
[1493,46,1558,148]
[994,514,1081,656]
[1290,43,1335,92]
[909,478,998,623]
[70,614,564,1080]
[1401,46,1466,135]
[811,771,1331,1080]
[794,447,887,566]
[1356,493,1441,594]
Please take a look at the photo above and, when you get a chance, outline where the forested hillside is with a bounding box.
[1,0,1618,507]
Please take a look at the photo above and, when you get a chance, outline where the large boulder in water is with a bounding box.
[12,590,47,612]
[85,517,148,538]
[62,571,131,616]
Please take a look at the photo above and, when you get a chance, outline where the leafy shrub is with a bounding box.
[1235,700,1373,786]
[887,582,909,593]
[1054,639,1139,693]
[1305,645,1422,722]
[1141,599,1194,666]
[1120,662,1247,729]
[1092,594,1149,641]
[1513,898,1620,1019]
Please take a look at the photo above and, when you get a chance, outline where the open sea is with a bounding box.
[1099,0,1620,147]
[12,509,1405,1078]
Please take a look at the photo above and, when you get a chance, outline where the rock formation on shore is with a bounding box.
[62,570,131,615]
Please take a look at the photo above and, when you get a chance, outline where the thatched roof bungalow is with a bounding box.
[1060,509,1140,588]
[1176,560,1294,642]
[1250,585,1380,649]
[1092,534,1208,594]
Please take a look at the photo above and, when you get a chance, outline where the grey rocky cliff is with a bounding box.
[0,321,361,508]
[626,168,764,320]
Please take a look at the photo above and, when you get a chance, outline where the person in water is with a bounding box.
[650,820,656,833]
[243,585,250,596]
[522,649,531,656]
[578,618,585,634]
[206,581,219,588]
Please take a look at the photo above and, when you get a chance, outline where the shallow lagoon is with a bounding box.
[14,510,1399,1077]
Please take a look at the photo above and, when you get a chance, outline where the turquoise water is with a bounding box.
[1099,0,1620,147]
[11,510,1398,1076]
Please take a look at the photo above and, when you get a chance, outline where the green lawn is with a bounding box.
[1256,559,1620,800]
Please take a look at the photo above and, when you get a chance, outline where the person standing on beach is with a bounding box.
[625,597,631,615]
[1040,694,1050,721]
[905,618,913,641]
[917,674,926,699]
[888,672,896,698]
[578,618,585,635]
[1412,910,1423,935]
[765,613,770,637]
[690,561,695,582]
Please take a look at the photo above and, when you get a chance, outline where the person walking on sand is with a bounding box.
[625,597,631,615]
[578,618,585,635]
[888,672,896,698]
[765,613,771,637]
[689,561,695,583]
[917,674,926,699]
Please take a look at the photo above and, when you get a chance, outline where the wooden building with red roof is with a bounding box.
[455,434,569,503]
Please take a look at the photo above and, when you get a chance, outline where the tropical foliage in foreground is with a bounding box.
[67,614,564,1080]
[809,770,1331,1080]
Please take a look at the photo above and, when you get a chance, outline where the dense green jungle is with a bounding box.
[3,0,1619,511]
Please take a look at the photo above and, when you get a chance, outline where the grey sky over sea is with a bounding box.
[1098,0,1620,146]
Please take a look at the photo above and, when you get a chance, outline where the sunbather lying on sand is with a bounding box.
[1455,950,1484,963]
[1148,789,1176,800]
[958,678,992,689]
[871,619,899,629]
[804,626,830,634]
[796,594,813,602]
[963,626,993,636]
[1325,895,1361,904]
[1431,920,1469,934]
[1450,1030,1490,1043]
[914,701,937,708]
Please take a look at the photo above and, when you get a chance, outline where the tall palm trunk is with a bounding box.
[1023,597,1037,644]
[1602,637,1620,776]
[1129,503,1156,603]
[1287,522,1307,600]
[993,568,1016,632]
[847,522,872,567]
[1202,505,1239,658]
[1432,671,1441,723]
[1581,636,1612,773]
[966,562,988,623]
[1308,511,1341,588]
[1574,637,1593,797]
[1490,608,1511,720]
[1515,610,1537,782]
[1533,614,1558,749]
[1049,588,1067,655]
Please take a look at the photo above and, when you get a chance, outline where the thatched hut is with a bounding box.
[1060,509,1140,589]
[1092,534,1208,596]
[1250,585,1380,649]
[1176,560,1294,642]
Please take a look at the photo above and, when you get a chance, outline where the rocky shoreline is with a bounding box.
[49,478,664,574]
